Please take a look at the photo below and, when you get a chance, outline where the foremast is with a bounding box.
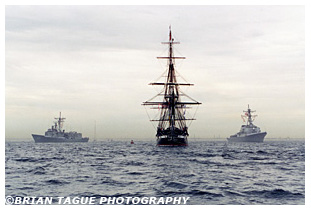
[143,26,201,139]
[243,104,257,126]
[54,112,66,132]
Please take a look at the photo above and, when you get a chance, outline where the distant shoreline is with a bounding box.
[5,138,306,142]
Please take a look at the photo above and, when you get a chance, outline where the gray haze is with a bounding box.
[5,5,305,139]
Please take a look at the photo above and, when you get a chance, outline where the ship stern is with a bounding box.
[157,136,188,146]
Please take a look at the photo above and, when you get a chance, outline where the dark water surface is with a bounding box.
[5,140,305,204]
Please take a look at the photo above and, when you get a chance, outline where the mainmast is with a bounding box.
[160,26,181,129]
[54,112,66,132]
[243,104,257,126]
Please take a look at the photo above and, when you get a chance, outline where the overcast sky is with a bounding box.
[5,5,305,139]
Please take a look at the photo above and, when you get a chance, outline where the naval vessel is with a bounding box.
[142,26,201,146]
[32,112,89,143]
[227,105,267,142]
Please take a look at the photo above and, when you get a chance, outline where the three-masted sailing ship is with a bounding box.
[143,27,201,146]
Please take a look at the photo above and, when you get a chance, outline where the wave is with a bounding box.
[27,166,46,175]
[244,189,304,198]
[256,150,270,155]
[190,190,224,197]
[164,181,188,189]
[14,157,65,163]
[45,179,70,185]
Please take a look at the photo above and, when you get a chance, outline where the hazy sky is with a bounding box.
[5,5,305,139]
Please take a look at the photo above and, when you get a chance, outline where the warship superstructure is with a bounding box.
[227,105,267,142]
[143,27,201,146]
[32,112,89,143]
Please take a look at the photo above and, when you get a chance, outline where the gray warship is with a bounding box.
[227,105,267,143]
[32,112,89,143]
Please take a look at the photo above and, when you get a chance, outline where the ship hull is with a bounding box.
[157,136,188,146]
[32,134,89,143]
[227,132,267,143]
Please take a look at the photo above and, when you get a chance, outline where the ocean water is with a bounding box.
[5,140,305,205]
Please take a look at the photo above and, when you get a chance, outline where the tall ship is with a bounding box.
[143,27,201,146]
[227,105,267,143]
[32,112,89,143]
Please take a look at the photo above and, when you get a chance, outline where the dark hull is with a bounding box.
[227,132,267,143]
[32,134,89,143]
[157,136,188,146]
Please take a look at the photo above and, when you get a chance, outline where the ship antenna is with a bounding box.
[169,25,172,41]
[248,105,252,125]
[55,112,66,132]
[94,120,97,141]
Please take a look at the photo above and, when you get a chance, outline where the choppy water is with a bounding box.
[5,140,305,205]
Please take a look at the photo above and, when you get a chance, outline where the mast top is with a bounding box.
[161,25,180,45]
[169,25,171,41]
[244,104,256,114]
[55,112,66,121]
